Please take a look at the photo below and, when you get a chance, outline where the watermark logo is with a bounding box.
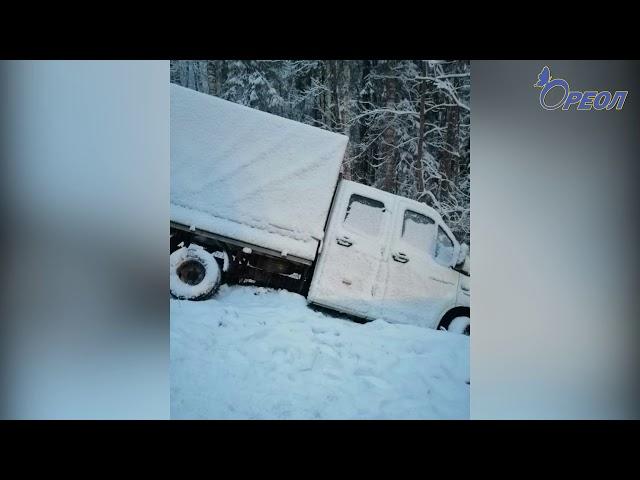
[534,66,627,111]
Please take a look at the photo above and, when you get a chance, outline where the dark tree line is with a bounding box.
[171,60,470,245]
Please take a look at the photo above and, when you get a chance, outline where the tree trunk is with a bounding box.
[441,103,460,196]
[329,60,342,130]
[357,60,372,184]
[415,79,426,196]
[329,60,351,180]
[382,63,397,193]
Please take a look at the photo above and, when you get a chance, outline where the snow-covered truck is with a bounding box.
[170,84,471,334]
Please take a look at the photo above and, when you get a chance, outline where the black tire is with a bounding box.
[170,245,220,300]
[447,316,470,335]
[438,309,471,336]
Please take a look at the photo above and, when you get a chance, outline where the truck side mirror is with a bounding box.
[457,243,469,266]
[456,243,470,274]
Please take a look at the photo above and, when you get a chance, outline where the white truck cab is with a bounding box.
[308,180,469,331]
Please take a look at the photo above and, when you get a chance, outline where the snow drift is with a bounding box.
[170,84,349,262]
[171,285,470,419]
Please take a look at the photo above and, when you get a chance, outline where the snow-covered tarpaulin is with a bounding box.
[171,84,349,262]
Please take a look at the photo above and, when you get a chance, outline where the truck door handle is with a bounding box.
[392,252,409,263]
[336,236,353,247]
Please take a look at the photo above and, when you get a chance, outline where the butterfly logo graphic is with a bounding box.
[534,66,551,88]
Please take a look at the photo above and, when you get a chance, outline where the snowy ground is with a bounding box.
[171,285,469,419]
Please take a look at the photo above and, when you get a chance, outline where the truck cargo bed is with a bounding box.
[170,84,348,262]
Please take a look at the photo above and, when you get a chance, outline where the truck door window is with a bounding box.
[402,210,436,255]
[344,194,385,237]
[435,226,455,266]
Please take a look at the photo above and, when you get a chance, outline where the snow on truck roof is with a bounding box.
[170,84,348,262]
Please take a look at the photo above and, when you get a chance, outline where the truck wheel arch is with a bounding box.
[438,306,471,331]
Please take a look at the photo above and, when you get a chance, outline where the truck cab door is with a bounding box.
[308,182,392,320]
[381,200,460,328]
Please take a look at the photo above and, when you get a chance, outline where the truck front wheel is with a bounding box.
[447,316,470,335]
[438,309,471,336]
[170,244,220,300]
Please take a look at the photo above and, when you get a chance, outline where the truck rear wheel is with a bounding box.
[170,245,220,300]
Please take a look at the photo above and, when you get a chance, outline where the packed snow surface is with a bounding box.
[171,285,469,419]
[170,84,348,261]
